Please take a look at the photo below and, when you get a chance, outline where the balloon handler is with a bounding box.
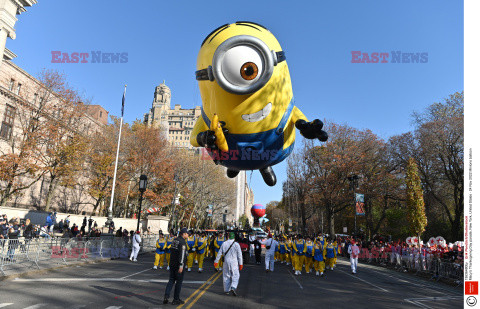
[214,232,243,296]
[191,21,328,186]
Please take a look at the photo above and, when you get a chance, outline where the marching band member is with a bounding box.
[214,231,226,271]
[279,237,288,263]
[165,230,175,270]
[293,235,306,275]
[195,232,208,272]
[186,230,197,272]
[325,238,336,270]
[313,236,326,276]
[153,231,167,269]
[304,237,314,274]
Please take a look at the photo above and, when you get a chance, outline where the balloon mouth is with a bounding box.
[241,102,272,122]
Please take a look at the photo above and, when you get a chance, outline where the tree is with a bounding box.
[405,157,427,239]
[389,91,463,240]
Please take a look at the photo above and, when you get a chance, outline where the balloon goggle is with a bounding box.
[195,35,286,95]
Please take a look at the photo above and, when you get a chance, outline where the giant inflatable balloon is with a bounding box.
[190,22,328,186]
[251,204,266,218]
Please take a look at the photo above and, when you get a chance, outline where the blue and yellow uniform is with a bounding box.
[214,234,226,269]
[186,234,197,270]
[325,241,336,270]
[304,240,314,273]
[195,235,208,271]
[286,238,293,266]
[293,238,307,273]
[153,235,167,268]
[279,240,288,263]
[165,233,174,269]
[313,239,326,275]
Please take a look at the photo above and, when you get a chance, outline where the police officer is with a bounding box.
[163,228,188,305]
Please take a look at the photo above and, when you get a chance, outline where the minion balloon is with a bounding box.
[191,22,328,186]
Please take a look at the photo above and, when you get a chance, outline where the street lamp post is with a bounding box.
[137,175,147,232]
[347,174,359,237]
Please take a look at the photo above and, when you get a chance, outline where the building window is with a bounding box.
[33,93,38,104]
[100,111,103,118]
[0,104,16,140]
[9,79,14,91]
[16,83,22,95]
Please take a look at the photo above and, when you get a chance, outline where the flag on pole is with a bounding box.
[121,85,127,117]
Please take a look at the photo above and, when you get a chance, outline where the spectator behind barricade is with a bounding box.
[83,216,87,227]
[58,219,64,233]
[7,227,19,260]
[24,219,34,239]
[88,216,94,232]
[40,226,50,239]
[71,224,79,237]
[95,229,102,237]
[45,213,53,233]
[0,216,8,239]
[109,221,115,234]
[80,224,86,236]
[116,227,123,237]
[65,215,71,228]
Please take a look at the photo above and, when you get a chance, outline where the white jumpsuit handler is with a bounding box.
[130,231,142,262]
[214,232,243,296]
[348,240,360,274]
[260,234,278,272]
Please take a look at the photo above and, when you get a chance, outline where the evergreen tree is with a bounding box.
[406,157,428,240]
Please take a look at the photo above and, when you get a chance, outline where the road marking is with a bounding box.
[184,271,223,309]
[121,268,151,279]
[0,304,13,308]
[286,269,303,290]
[177,271,219,309]
[23,305,47,309]
[12,278,205,284]
[104,307,122,309]
[337,269,389,292]
[404,299,434,309]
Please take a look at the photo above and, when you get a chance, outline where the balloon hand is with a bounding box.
[295,119,328,142]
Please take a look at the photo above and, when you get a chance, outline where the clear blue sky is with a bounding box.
[9,1,463,208]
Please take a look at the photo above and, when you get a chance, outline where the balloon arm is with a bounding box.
[210,114,229,152]
[190,117,209,147]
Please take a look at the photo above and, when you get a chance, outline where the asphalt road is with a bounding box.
[0,252,463,308]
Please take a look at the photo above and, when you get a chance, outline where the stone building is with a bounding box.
[0,0,108,213]
[144,81,201,149]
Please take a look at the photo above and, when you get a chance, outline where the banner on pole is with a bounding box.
[207,205,213,217]
[355,193,365,216]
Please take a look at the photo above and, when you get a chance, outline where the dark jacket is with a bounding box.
[24,224,34,239]
[169,236,188,269]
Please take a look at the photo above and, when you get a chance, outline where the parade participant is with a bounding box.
[325,238,336,270]
[313,236,326,276]
[260,233,278,272]
[153,232,167,269]
[253,235,262,265]
[214,231,226,271]
[279,237,288,263]
[274,236,280,262]
[163,228,188,305]
[285,235,293,266]
[249,232,256,258]
[348,240,360,274]
[333,238,339,268]
[214,232,243,296]
[129,231,141,262]
[165,230,175,270]
[196,232,208,272]
[186,230,197,272]
[304,237,314,274]
[293,235,306,275]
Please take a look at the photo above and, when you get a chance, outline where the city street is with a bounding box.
[0,252,462,308]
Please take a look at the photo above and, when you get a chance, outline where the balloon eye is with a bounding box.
[240,62,258,80]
